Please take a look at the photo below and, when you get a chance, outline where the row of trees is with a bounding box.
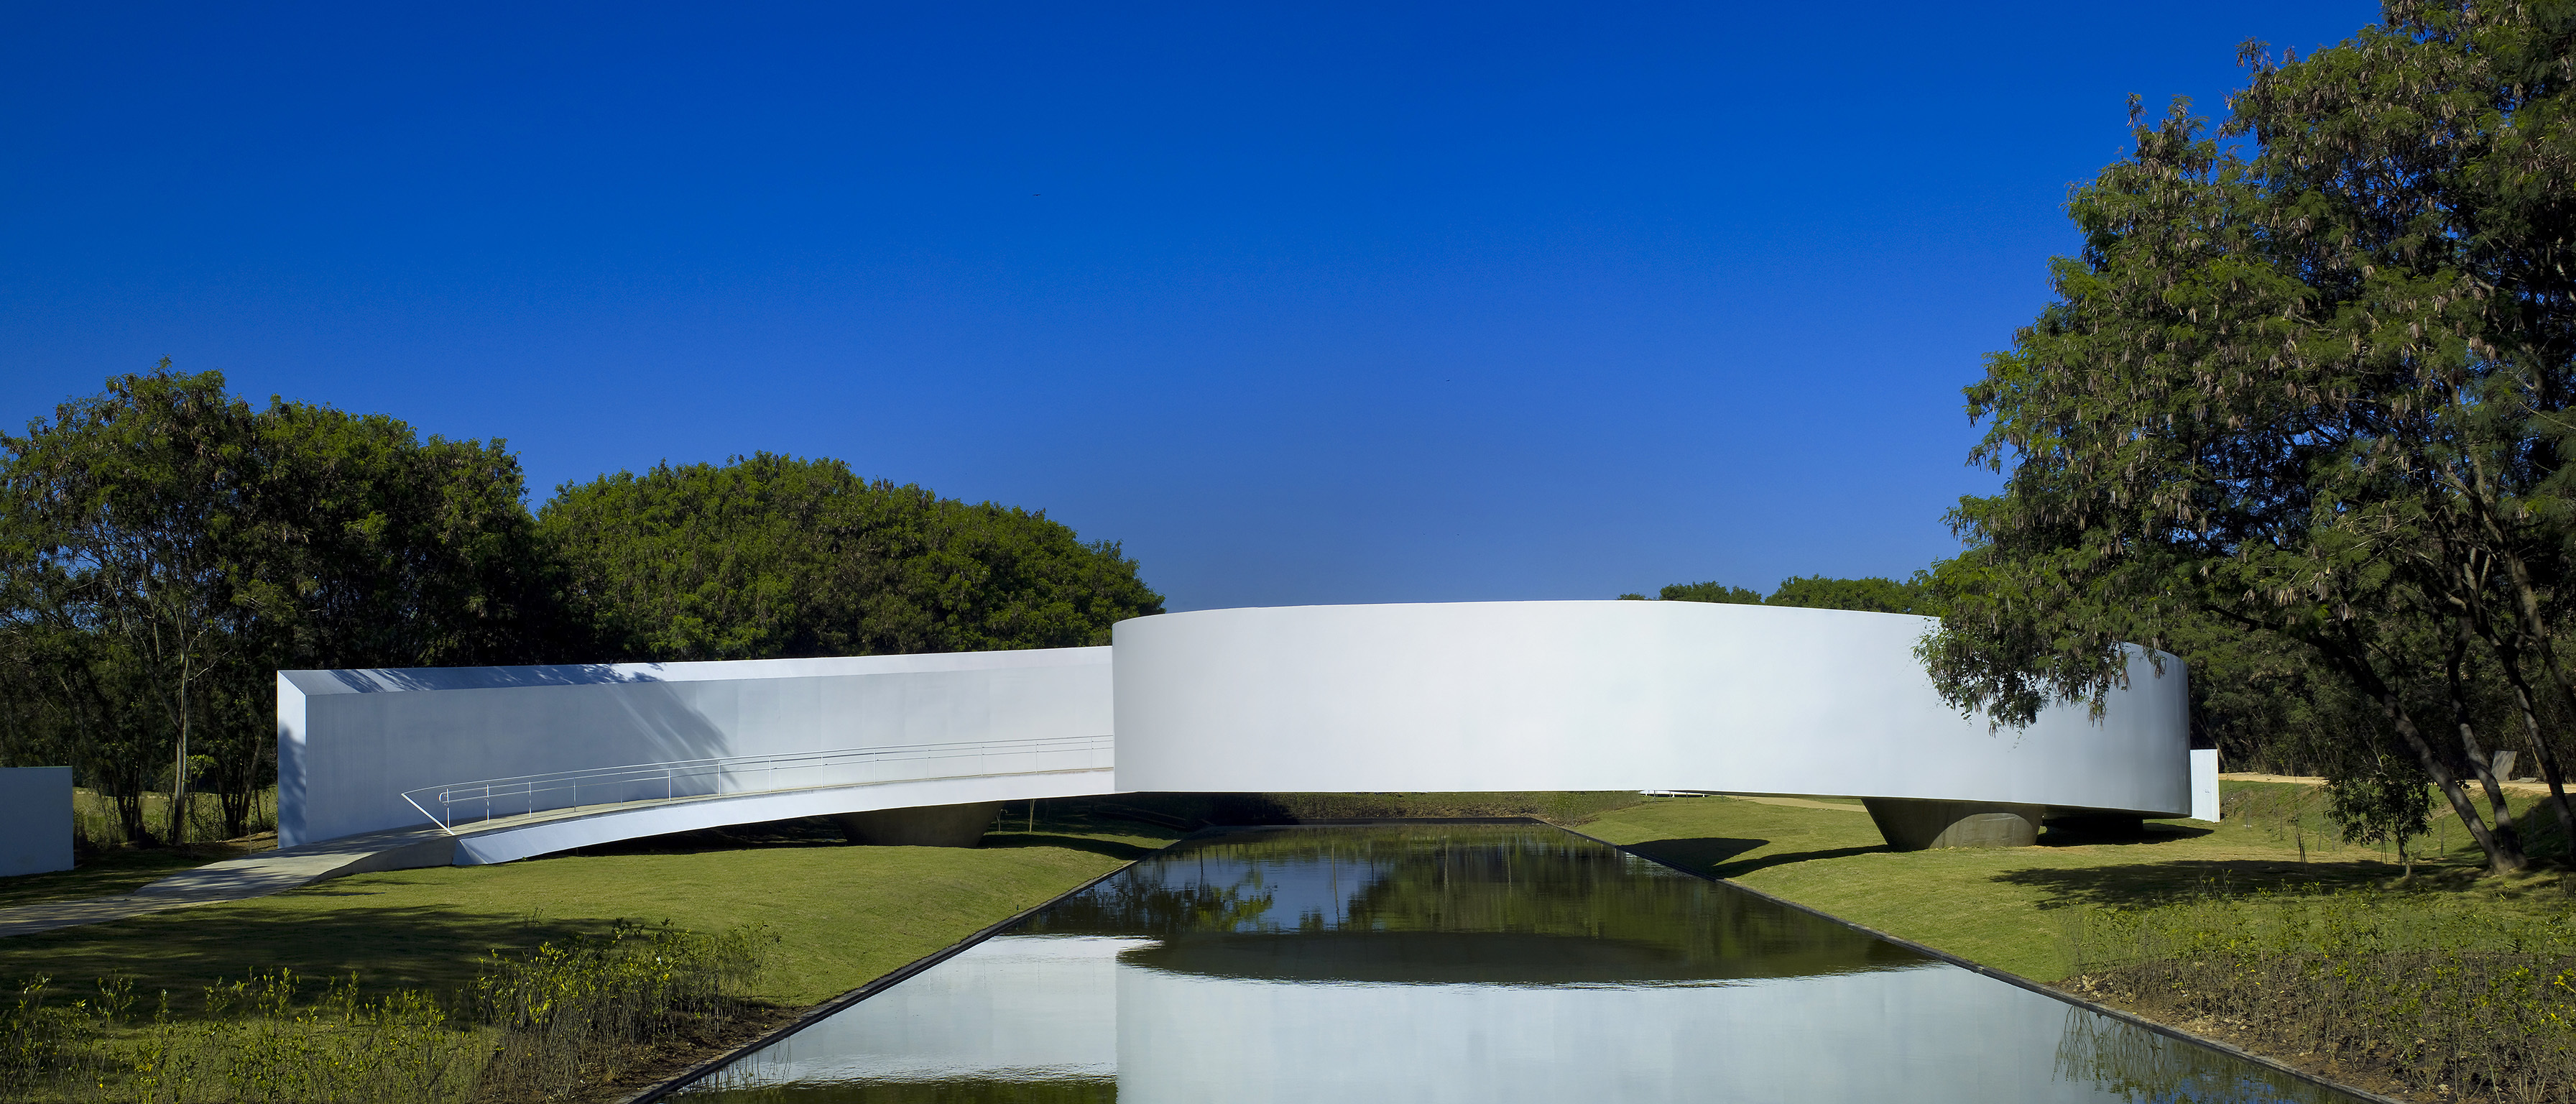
[1619,575,1937,614]
[0,364,1163,845]
[1918,0,2576,873]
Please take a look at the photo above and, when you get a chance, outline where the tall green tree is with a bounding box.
[539,454,1163,661]
[1918,0,2576,873]
[0,364,266,842]
[0,364,552,842]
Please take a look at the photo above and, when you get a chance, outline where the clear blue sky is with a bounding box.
[2,2,2378,611]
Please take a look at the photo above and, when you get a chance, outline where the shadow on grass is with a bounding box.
[0,837,285,910]
[1712,845,1893,879]
[1990,857,2409,909]
[2039,822,2215,847]
[0,900,597,1009]
[982,832,1164,862]
[1617,838,1769,875]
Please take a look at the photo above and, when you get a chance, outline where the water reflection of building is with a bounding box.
[693,829,2337,1104]
[700,934,2329,1103]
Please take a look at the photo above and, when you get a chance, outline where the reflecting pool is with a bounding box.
[679,824,2358,1103]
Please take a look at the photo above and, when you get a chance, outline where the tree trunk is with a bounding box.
[2500,560,2576,857]
[2445,626,2523,858]
[2485,635,2575,857]
[2331,625,2527,874]
[167,672,190,846]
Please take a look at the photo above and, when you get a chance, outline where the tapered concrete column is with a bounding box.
[1862,798,2046,850]
[833,801,1005,847]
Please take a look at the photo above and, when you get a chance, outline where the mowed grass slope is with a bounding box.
[0,820,1178,1009]
[1579,783,2572,981]
[10,781,2565,1016]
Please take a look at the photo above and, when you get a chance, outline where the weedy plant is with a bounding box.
[0,921,770,1103]
[2061,886,2576,1103]
[471,920,773,1101]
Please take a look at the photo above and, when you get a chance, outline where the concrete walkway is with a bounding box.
[0,826,454,939]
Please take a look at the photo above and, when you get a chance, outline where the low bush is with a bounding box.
[474,921,774,1100]
[2060,886,2576,1103]
[0,921,771,1103]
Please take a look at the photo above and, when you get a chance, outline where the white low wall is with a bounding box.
[0,767,75,878]
[278,648,1114,846]
[1112,602,2191,816]
[2190,749,2220,821]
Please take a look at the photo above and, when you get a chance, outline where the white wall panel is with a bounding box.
[279,648,1113,846]
[1112,602,2189,816]
[0,767,73,877]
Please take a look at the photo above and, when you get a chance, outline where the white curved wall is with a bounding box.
[278,647,1113,846]
[279,600,2190,852]
[1112,602,2189,816]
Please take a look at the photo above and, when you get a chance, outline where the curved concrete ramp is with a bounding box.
[440,768,1112,865]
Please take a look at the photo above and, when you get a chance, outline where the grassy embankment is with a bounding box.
[1580,781,2570,980]
[1,811,1183,1100]
[9,783,2570,1100]
[1580,783,2576,1102]
[9,782,2557,1000]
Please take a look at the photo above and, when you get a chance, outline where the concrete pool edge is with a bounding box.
[1559,825,2406,1104]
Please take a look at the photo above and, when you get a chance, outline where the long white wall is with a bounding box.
[1112,602,2190,816]
[278,600,2192,850]
[277,648,1114,846]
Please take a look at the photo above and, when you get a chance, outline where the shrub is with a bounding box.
[2062,887,2576,1102]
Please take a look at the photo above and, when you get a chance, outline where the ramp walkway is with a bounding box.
[0,824,453,937]
[1,741,1115,938]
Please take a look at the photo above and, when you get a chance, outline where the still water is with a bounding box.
[680,824,2358,1103]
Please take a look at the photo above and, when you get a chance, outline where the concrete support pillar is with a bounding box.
[1861,798,2046,850]
[833,801,1005,847]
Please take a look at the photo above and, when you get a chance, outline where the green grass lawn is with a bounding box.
[1579,782,2574,981]
[0,814,1180,1010]
[9,781,2565,1018]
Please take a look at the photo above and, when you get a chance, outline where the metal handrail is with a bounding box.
[398,733,1114,834]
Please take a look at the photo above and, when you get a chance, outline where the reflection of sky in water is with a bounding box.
[684,826,2362,1104]
[1117,850,1395,931]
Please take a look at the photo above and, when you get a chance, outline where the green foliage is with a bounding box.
[2324,755,2438,860]
[1765,574,1936,615]
[539,453,1164,661]
[2,970,479,1104]
[1,371,1165,842]
[2064,887,2576,1102]
[1916,1,2576,874]
[1645,581,1764,604]
[471,921,772,1100]
[1618,574,1934,614]
[0,923,770,1103]
[0,364,548,842]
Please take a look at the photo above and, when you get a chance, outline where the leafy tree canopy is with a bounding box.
[1619,575,1934,614]
[0,363,545,840]
[539,453,1164,662]
[1916,0,2576,873]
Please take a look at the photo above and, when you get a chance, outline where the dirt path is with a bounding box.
[2223,771,2560,796]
